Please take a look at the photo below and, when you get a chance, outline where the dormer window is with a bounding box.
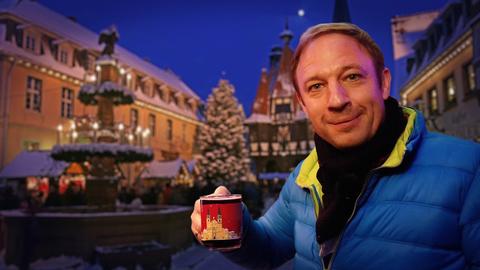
[427,34,435,55]
[59,49,68,65]
[144,80,152,97]
[154,83,161,99]
[444,16,453,38]
[25,33,36,52]
[156,88,164,101]
[172,92,179,105]
[406,57,415,74]
[186,100,192,111]
[136,75,145,92]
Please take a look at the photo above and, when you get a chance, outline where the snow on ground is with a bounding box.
[1,244,293,269]
[171,244,246,270]
[0,249,18,270]
[171,244,293,270]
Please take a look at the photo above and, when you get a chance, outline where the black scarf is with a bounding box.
[315,97,407,245]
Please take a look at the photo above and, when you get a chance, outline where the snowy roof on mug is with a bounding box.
[0,150,68,179]
[0,0,200,101]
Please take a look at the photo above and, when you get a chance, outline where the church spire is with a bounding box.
[279,18,293,45]
[333,0,351,23]
[251,68,270,115]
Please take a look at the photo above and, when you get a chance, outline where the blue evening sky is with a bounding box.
[40,0,449,115]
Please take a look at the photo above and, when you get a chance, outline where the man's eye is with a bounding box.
[345,74,361,81]
[308,83,322,91]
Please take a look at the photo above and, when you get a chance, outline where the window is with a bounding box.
[23,140,40,151]
[172,93,178,105]
[154,83,160,98]
[464,62,476,94]
[445,16,453,38]
[428,88,438,115]
[60,49,68,64]
[412,96,424,114]
[167,119,173,141]
[148,114,156,137]
[444,75,456,107]
[156,88,164,101]
[26,76,42,112]
[61,88,74,118]
[130,109,138,128]
[274,103,291,121]
[25,33,36,52]
[136,75,145,92]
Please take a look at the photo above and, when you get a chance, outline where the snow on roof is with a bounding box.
[398,1,470,91]
[279,29,294,37]
[141,158,184,179]
[272,73,295,98]
[0,151,68,179]
[0,32,86,78]
[186,159,196,173]
[294,110,307,121]
[0,1,200,100]
[245,113,271,124]
[134,88,197,120]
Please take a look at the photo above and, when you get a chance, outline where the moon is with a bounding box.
[298,9,305,17]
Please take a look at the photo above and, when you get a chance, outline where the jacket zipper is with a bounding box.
[325,170,379,270]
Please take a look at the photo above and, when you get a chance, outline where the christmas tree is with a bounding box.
[198,79,250,187]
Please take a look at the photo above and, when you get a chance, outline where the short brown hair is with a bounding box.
[291,23,385,91]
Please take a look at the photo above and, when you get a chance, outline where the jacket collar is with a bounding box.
[295,107,423,189]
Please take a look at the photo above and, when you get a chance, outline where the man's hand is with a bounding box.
[191,186,231,242]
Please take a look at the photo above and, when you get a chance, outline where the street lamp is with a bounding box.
[127,134,134,145]
[56,124,63,144]
[118,123,125,143]
[69,122,76,144]
[72,131,78,144]
[135,126,142,146]
[92,122,99,142]
[142,128,150,147]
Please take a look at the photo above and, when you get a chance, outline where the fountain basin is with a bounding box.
[1,205,192,266]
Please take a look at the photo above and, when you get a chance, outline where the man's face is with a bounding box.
[295,33,391,149]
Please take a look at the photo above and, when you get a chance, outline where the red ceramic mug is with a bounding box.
[199,194,242,251]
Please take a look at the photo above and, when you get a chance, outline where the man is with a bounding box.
[191,23,480,270]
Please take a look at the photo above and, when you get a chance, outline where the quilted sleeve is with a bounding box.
[223,167,297,269]
[460,166,480,270]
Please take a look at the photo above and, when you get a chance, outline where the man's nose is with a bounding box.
[327,81,350,111]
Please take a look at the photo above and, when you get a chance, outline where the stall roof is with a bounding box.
[258,172,290,181]
[0,151,68,179]
[140,158,184,179]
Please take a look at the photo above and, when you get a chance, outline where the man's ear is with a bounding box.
[382,68,391,100]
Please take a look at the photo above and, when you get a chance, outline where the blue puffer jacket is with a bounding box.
[226,108,480,270]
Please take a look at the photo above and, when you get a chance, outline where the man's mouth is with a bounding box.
[327,113,361,126]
